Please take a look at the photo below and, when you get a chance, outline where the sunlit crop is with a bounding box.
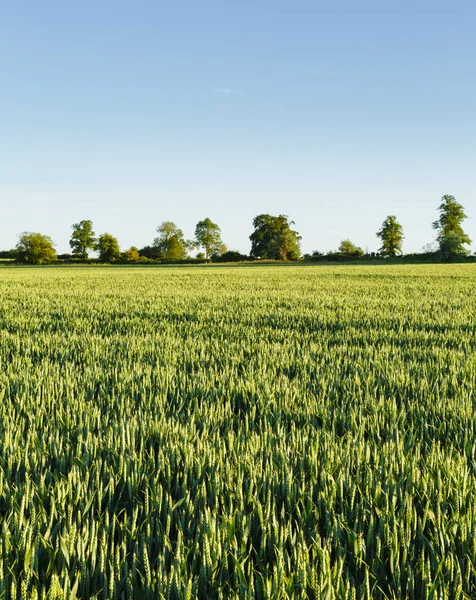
[0,264,475,599]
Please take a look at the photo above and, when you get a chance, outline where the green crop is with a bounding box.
[0,264,475,599]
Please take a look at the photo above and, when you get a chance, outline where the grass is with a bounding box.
[0,264,475,599]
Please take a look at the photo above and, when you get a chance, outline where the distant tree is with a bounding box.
[377,215,404,257]
[303,250,324,261]
[16,232,57,264]
[250,214,301,260]
[122,246,140,262]
[338,239,364,257]
[70,220,96,259]
[212,250,251,263]
[138,246,160,259]
[97,233,121,263]
[432,195,471,260]
[194,218,223,259]
[210,242,227,259]
[0,248,18,260]
[153,222,188,260]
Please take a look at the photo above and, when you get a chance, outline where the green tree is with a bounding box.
[122,246,140,262]
[377,215,404,257]
[194,218,223,259]
[97,233,121,263]
[16,232,57,264]
[70,220,96,259]
[250,214,301,260]
[210,243,228,260]
[338,239,364,257]
[432,195,471,259]
[153,222,188,260]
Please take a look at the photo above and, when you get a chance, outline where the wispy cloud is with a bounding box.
[215,87,236,94]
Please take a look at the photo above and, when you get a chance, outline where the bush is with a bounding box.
[212,251,252,263]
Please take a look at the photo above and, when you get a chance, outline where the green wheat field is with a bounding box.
[1,264,475,599]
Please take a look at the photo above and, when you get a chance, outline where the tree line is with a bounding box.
[1,195,472,265]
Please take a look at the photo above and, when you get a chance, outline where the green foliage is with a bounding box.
[122,246,140,262]
[1,264,476,598]
[212,250,250,263]
[338,239,364,257]
[97,233,121,263]
[153,222,189,260]
[432,195,472,259]
[0,248,18,260]
[194,218,223,259]
[377,215,404,257]
[250,214,301,260]
[15,232,57,264]
[70,220,97,259]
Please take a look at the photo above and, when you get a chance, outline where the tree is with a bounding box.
[97,233,121,263]
[16,232,57,264]
[212,250,250,263]
[153,222,189,260]
[122,246,140,262]
[195,218,223,260]
[432,195,471,259]
[250,214,301,260]
[338,239,364,257]
[210,243,228,259]
[376,215,404,257]
[70,220,96,259]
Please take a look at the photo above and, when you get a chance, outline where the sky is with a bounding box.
[1,0,475,255]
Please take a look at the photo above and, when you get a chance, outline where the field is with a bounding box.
[0,264,475,599]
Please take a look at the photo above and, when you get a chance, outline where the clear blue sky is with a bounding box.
[1,0,475,255]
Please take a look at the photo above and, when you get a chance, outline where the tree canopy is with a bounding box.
[377,215,404,257]
[194,218,223,260]
[249,214,301,260]
[97,233,121,263]
[122,247,140,262]
[432,195,471,259]
[153,222,189,260]
[70,220,96,259]
[338,239,364,257]
[16,232,57,264]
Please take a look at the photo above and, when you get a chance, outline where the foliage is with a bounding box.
[210,243,228,260]
[0,265,475,598]
[15,232,57,264]
[250,214,301,260]
[153,221,189,260]
[212,250,251,263]
[0,248,18,260]
[432,195,472,259]
[70,220,97,259]
[377,215,404,257]
[194,218,223,259]
[97,233,121,263]
[138,245,160,260]
[122,246,140,262]
[338,239,364,257]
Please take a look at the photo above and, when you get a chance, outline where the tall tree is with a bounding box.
[194,218,223,259]
[16,232,57,264]
[377,215,404,257]
[338,239,364,257]
[153,222,189,260]
[70,220,96,259]
[250,214,301,260]
[97,233,121,263]
[432,195,471,259]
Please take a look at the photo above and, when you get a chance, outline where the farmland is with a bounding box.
[0,264,475,599]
